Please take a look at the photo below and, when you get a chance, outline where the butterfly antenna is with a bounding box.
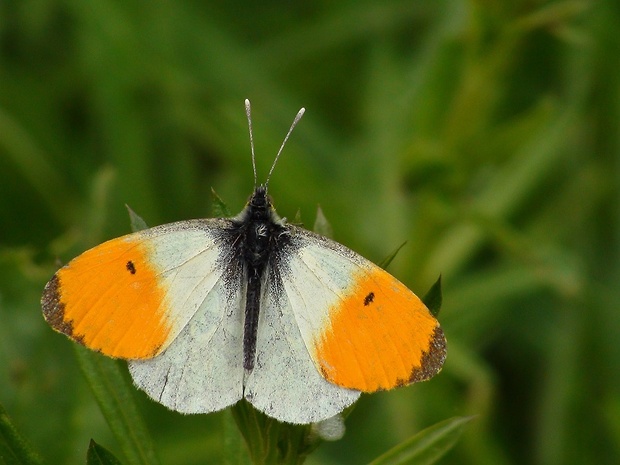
[245,99,258,188]
[265,106,305,186]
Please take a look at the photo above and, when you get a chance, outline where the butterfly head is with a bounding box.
[231,184,282,226]
[249,185,271,209]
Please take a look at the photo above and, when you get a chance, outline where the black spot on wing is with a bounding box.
[363,292,375,306]
[126,260,136,274]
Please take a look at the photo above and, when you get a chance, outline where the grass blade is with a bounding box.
[74,348,160,465]
[367,416,473,465]
[0,403,44,465]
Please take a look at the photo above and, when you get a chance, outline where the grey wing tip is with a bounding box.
[41,274,76,339]
[409,326,447,383]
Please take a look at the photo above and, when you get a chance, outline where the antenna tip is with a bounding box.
[298,107,306,117]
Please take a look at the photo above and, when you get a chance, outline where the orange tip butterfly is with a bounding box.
[42,100,446,424]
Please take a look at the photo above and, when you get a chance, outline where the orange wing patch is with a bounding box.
[42,236,171,359]
[314,267,446,392]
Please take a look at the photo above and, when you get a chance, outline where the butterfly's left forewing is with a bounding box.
[42,219,232,360]
[42,218,247,414]
[281,227,446,393]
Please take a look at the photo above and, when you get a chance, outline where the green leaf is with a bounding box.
[211,188,232,217]
[422,275,443,317]
[221,410,253,465]
[230,400,319,465]
[74,348,160,465]
[378,242,407,269]
[125,205,149,232]
[87,439,123,465]
[367,416,473,465]
[293,209,303,225]
[0,403,44,465]
[313,205,333,238]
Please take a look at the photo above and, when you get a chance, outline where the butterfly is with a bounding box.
[41,100,446,424]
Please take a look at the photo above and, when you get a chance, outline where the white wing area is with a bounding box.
[244,265,360,424]
[128,221,362,422]
[281,229,370,355]
[129,274,245,414]
[128,219,245,414]
[139,222,227,352]
[284,238,364,339]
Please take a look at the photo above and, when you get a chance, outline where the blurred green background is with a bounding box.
[1,0,619,464]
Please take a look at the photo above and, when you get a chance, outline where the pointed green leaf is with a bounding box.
[211,188,232,217]
[0,403,44,465]
[74,348,160,465]
[313,205,333,238]
[293,209,303,226]
[87,439,124,465]
[367,416,473,465]
[423,275,443,317]
[378,242,407,269]
[125,205,149,232]
[221,410,252,465]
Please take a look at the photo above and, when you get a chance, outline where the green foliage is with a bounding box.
[73,349,160,465]
[87,439,123,465]
[1,0,619,464]
[368,416,473,465]
[211,188,233,218]
[312,205,333,239]
[230,400,315,465]
[377,242,408,270]
[0,403,43,465]
[125,205,149,232]
[423,276,443,317]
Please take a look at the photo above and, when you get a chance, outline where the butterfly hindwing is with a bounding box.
[129,272,245,414]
